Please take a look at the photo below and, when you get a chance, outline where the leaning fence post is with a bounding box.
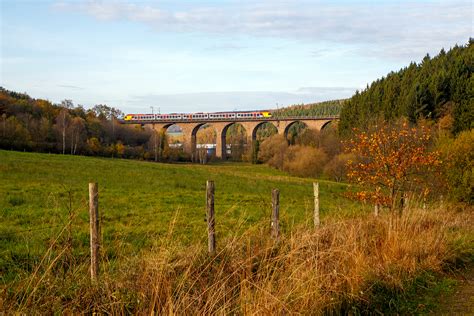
[206,180,216,255]
[89,182,100,281]
[313,182,320,227]
[271,189,280,239]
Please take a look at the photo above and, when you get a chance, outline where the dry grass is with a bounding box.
[2,205,473,314]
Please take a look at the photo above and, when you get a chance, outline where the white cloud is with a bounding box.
[53,0,472,60]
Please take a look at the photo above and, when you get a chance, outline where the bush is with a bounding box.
[283,145,328,177]
[323,153,355,182]
[257,134,288,168]
[441,129,474,203]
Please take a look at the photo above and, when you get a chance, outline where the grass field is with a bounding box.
[1,150,472,313]
[0,150,366,282]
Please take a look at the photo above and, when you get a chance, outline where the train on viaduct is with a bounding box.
[119,110,337,160]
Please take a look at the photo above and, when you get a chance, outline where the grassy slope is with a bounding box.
[0,150,366,281]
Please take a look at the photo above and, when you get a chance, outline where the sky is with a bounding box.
[0,0,472,114]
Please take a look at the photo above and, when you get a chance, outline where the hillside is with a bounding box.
[272,99,345,118]
[0,88,153,158]
[339,39,473,134]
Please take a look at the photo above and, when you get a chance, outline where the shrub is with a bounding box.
[323,153,355,182]
[441,129,474,203]
[257,134,288,168]
[282,145,328,177]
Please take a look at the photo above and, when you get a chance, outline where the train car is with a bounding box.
[124,114,155,121]
[158,113,183,120]
[235,111,272,119]
[191,113,209,119]
[209,112,237,119]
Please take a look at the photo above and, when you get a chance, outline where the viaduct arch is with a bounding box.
[123,117,337,160]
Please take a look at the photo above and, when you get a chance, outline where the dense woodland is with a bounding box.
[0,88,159,159]
[339,39,473,135]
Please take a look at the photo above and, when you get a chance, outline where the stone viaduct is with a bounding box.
[121,117,336,160]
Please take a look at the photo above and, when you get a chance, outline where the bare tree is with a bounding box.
[55,109,71,154]
[70,117,85,155]
[2,113,6,138]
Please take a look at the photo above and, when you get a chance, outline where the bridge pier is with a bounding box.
[214,121,267,160]
[275,120,333,139]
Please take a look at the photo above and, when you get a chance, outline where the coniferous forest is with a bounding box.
[339,39,473,135]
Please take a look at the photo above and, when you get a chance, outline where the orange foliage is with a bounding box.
[345,120,441,209]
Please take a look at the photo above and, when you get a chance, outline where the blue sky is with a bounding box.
[1,0,472,113]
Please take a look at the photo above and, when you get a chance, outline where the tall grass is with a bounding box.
[1,205,472,314]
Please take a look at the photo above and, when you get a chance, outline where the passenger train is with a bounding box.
[123,111,272,122]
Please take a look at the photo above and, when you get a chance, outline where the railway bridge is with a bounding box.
[120,116,337,160]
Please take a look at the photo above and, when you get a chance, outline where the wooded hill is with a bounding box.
[0,88,153,158]
[339,39,473,134]
[272,99,345,118]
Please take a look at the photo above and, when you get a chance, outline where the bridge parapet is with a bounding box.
[118,115,339,125]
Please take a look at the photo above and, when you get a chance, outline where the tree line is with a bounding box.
[0,88,156,159]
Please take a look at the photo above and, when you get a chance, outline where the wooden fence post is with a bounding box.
[313,182,320,227]
[206,180,216,255]
[89,182,99,281]
[374,204,379,216]
[271,189,280,239]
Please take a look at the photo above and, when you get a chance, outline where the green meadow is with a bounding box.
[0,150,366,281]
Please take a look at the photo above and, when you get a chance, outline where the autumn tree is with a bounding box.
[345,120,441,211]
